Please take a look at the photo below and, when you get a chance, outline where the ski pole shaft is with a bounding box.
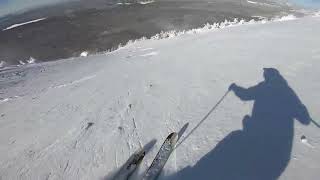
[175,90,230,148]
[311,119,320,128]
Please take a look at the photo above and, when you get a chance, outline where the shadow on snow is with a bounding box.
[166,68,312,180]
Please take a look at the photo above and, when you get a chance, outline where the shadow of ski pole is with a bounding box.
[177,123,189,143]
[175,90,229,149]
[311,119,320,128]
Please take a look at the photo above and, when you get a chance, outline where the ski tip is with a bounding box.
[168,132,178,145]
[126,150,146,170]
[134,149,146,162]
[167,132,177,139]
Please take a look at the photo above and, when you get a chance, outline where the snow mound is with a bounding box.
[314,11,320,17]
[0,61,6,68]
[80,51,89,57]
[18,60,26,65]
[274,14,297,22]
[27,57,36,64]
[300,135,314,148]
[17,57,36,66]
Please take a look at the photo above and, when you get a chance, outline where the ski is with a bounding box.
[112,148,145,180]
[142,132,178,180]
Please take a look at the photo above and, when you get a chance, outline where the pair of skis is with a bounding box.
[113,132,178,180]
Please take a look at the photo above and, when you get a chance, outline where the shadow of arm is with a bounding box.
[295,104,311,125]
[230,83,260,101]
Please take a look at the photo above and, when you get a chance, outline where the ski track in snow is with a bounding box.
[247,0,278,7]
[139,0,155,5]
[50,75,97,89]
[126,47,157,59]
[141,48,154,51]
[140,51,159,57]
[117,0,155,6]
[2,18,47,31]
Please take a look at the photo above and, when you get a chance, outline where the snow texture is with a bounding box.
[0,15,320,180]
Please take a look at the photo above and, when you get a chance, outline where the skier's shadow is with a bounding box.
[167,68,312,180]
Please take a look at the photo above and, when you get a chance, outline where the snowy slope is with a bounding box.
[1,15,320,180]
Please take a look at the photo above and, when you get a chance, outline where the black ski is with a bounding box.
[142,132,178,180]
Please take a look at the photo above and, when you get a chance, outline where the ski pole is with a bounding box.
[311,119,320,128]
[175,90,230,148]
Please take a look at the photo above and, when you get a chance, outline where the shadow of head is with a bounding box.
[263,67,281,82]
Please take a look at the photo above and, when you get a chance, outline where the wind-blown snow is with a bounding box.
[0,15,319,180]
[121,15,298,48]
[2,18,46,31]
[274,14,298,21]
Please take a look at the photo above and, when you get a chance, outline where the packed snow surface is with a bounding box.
[0,16,320,180]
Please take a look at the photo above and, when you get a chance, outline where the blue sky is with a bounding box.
[0,0,319,17]
[0,0,77,17]
[0,0,9,5]
[291,0,320,7]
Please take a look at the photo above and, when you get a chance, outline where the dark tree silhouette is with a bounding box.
[167,68,311,180]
